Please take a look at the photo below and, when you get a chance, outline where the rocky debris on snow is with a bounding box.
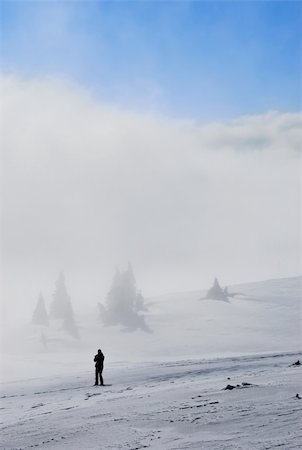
[290,360,301,367]
[224,382,255,391]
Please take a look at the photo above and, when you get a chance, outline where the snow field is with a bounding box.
[1,352,301,449]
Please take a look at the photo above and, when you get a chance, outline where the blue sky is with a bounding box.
[1,1,301,120]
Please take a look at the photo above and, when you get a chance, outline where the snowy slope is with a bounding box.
[1,276,301,382]
[1,352,302,449]
[1,277,301,449]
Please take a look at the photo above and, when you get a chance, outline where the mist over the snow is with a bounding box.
[2,75,301,326]
[1,3,302,448]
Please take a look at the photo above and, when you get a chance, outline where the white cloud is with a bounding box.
[2,75,301,315]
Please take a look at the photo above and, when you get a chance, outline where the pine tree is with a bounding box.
[50,273,79,338]
[135,291,148,312]
[205,277,229,301]
[32,292,49,326]
[100,264,150,332]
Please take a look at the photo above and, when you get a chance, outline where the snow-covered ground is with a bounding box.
[1,352,302,449]
[1,276,302,382]
[1,276,301,448]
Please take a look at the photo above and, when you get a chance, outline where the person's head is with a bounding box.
[98,349,102,354]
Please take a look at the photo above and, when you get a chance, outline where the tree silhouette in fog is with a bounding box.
[32,292,49,326]
[50,273,79,338]
[200,278,244,301]
[98,264,151,332]
[203,277,229,302]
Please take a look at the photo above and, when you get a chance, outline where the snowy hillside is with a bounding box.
[1,276,301,382]
[1,277,301,449]
[1,352,301,449]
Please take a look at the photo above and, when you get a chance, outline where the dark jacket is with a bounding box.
[94,352,104,369]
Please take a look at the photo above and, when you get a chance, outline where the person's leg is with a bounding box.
[100,367,104,385]
[95,367,98,385]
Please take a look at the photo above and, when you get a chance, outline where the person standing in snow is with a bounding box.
[94,349,105,386]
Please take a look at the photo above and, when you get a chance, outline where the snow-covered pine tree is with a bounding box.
[135,291,148,312]
[205,277,229,302]
[32,292,49,326]
[50,273,79,338]
[50,272,72,319]
[63,314,79,339]
[100,264,150,332]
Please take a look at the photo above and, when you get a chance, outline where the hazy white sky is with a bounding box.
[2,76,301,319]
[1,1,301,321]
